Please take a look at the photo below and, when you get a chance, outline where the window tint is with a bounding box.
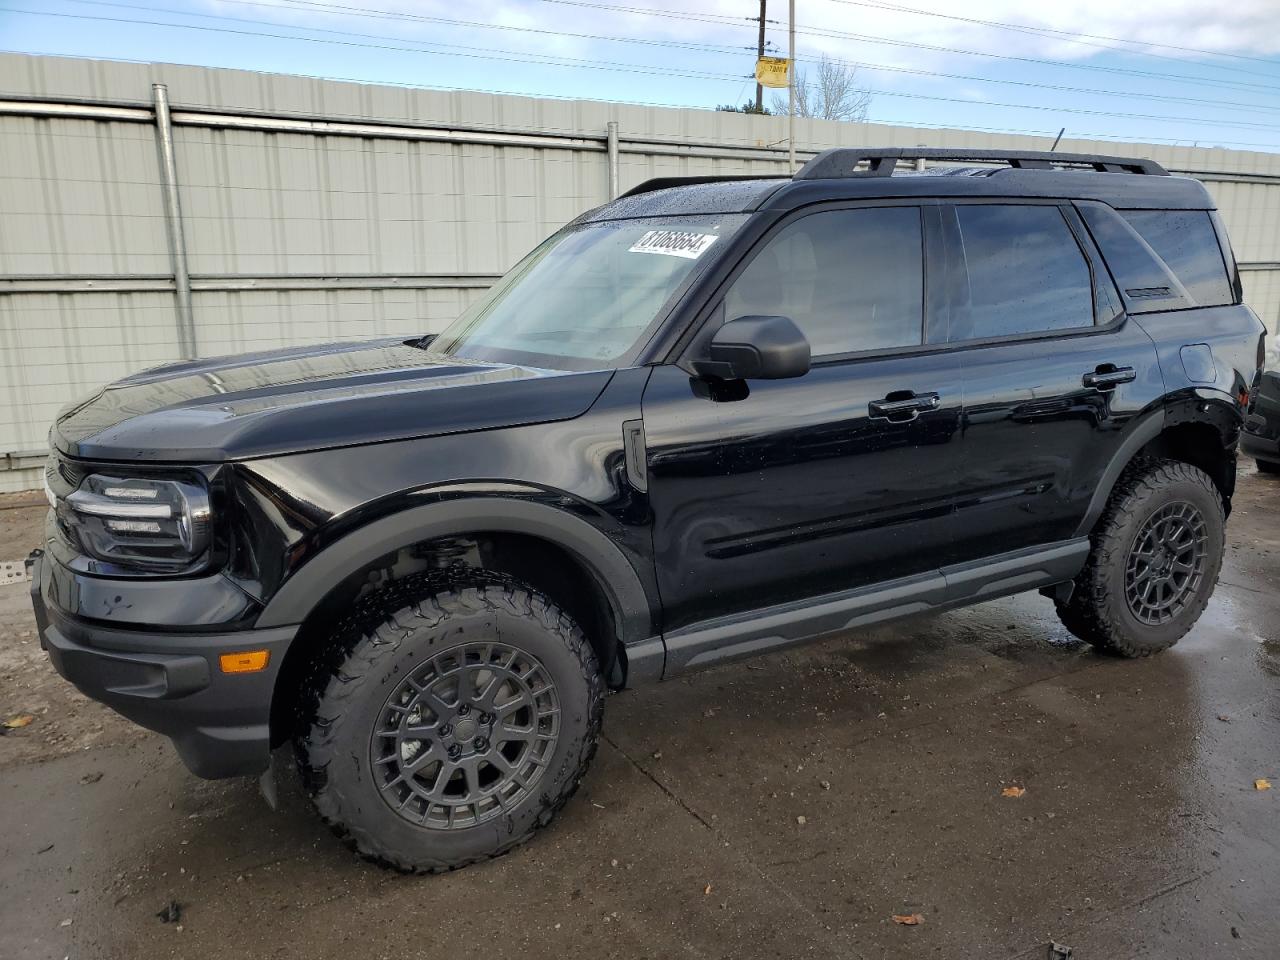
[1119,210,1233,307]
[723,207,924,357]
[1076,204,1189,313]
[952,205,1095,340]
[431,214,748,370]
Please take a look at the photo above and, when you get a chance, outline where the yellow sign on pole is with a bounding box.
[755,56,790,89]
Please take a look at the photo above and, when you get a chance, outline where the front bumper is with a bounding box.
[30,552,296,778]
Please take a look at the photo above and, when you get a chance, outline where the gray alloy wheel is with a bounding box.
[1055,460,1224,658]
[298,574,603,872]
[1122,500,1209,627]
[369,640,562,831]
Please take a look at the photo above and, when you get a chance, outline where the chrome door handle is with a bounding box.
[1082,366,1136,390]
[869,392,940,422]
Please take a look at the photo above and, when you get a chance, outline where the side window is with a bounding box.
[1076,203,1191,314]
[1119,210,1233,307]
[723,207,924,357]
[951,205,1095,341]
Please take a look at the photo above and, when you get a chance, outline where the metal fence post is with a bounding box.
[151,83,196,360]
[607,121,620,200]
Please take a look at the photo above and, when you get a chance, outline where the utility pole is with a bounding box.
[788,0,796,171]
[754,0,767,112]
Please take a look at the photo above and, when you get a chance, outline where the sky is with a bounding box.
[3,0,1280,152]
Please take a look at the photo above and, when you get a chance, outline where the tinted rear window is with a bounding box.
[951,204,1095,340]
[1119,210,1233,307]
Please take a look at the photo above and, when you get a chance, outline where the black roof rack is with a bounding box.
[617,173,786,200]
[795,147,1168,180]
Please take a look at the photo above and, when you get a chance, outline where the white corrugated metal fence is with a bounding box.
[2,53,1278,492]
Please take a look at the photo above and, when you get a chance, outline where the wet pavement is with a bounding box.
[1,464,1277,960]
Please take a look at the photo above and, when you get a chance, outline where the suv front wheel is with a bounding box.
[297,574,603,872]
[1056,460,1225,657]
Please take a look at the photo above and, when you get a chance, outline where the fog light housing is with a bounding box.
[64,474,212,572]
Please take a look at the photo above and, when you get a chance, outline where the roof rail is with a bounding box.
[795,147,1169,180]
[617,174,785,199]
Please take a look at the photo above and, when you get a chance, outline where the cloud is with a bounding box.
[207,0,1280,71]
[712,0,1280,60]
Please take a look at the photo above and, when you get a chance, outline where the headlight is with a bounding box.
[64,474,212,572]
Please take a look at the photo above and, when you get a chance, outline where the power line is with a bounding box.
[8,5,1280,137]
[0,46,744,114]
[6,47,1279,151]
[513,0,752,31]
[534,0,1280,95]
[101,0,1280,100]
[857,86,1280,132]
[844,59,1280,115]
[1,7,749,83]
[809,26,1280,96]
[10,6,1280,133]
[73,0,1280,108]
[824,0,1280,69]
[49,0,768,79]
[854,121,1280,151]
[130,0,757,59]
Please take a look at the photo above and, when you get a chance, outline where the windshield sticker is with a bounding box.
[628,230,719,259]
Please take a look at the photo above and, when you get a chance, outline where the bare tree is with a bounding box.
[771,56,872,122]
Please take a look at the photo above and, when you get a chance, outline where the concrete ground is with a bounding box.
[1,466,1277,960]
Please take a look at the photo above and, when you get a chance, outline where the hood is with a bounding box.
[53,338,614,462]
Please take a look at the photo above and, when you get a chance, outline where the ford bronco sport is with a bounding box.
[30,147,1266,872]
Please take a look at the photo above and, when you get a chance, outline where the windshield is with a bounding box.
[428,214,748,370]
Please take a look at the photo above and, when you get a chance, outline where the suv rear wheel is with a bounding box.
[1055,460,1225,657]
[296,574,603,872]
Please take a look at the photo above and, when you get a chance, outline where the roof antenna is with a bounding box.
[1050,127,1066,152]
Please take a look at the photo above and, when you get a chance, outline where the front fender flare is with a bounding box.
[254,498,655,647]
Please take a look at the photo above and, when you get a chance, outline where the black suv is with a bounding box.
[30,148,1265,872]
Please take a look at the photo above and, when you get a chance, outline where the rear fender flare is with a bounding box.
[1073,410,1165,538]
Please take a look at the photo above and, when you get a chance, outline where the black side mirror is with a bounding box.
[693,315,811,381]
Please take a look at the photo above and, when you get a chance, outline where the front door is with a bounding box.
[642,203,964,634]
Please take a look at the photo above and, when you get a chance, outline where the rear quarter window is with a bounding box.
[1119,210,1234,308]
[1078,204,1235,313]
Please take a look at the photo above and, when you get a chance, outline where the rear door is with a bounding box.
[641,202,965,633]
[943,201,1163,563]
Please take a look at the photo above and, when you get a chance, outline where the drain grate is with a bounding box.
[0,559,32,587]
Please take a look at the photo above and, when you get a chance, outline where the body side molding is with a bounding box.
[659,538,1090,678]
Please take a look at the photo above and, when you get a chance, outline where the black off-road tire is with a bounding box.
[1257,459,1280,476]
[1055,460,1225,658]
[296,573,603,873]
